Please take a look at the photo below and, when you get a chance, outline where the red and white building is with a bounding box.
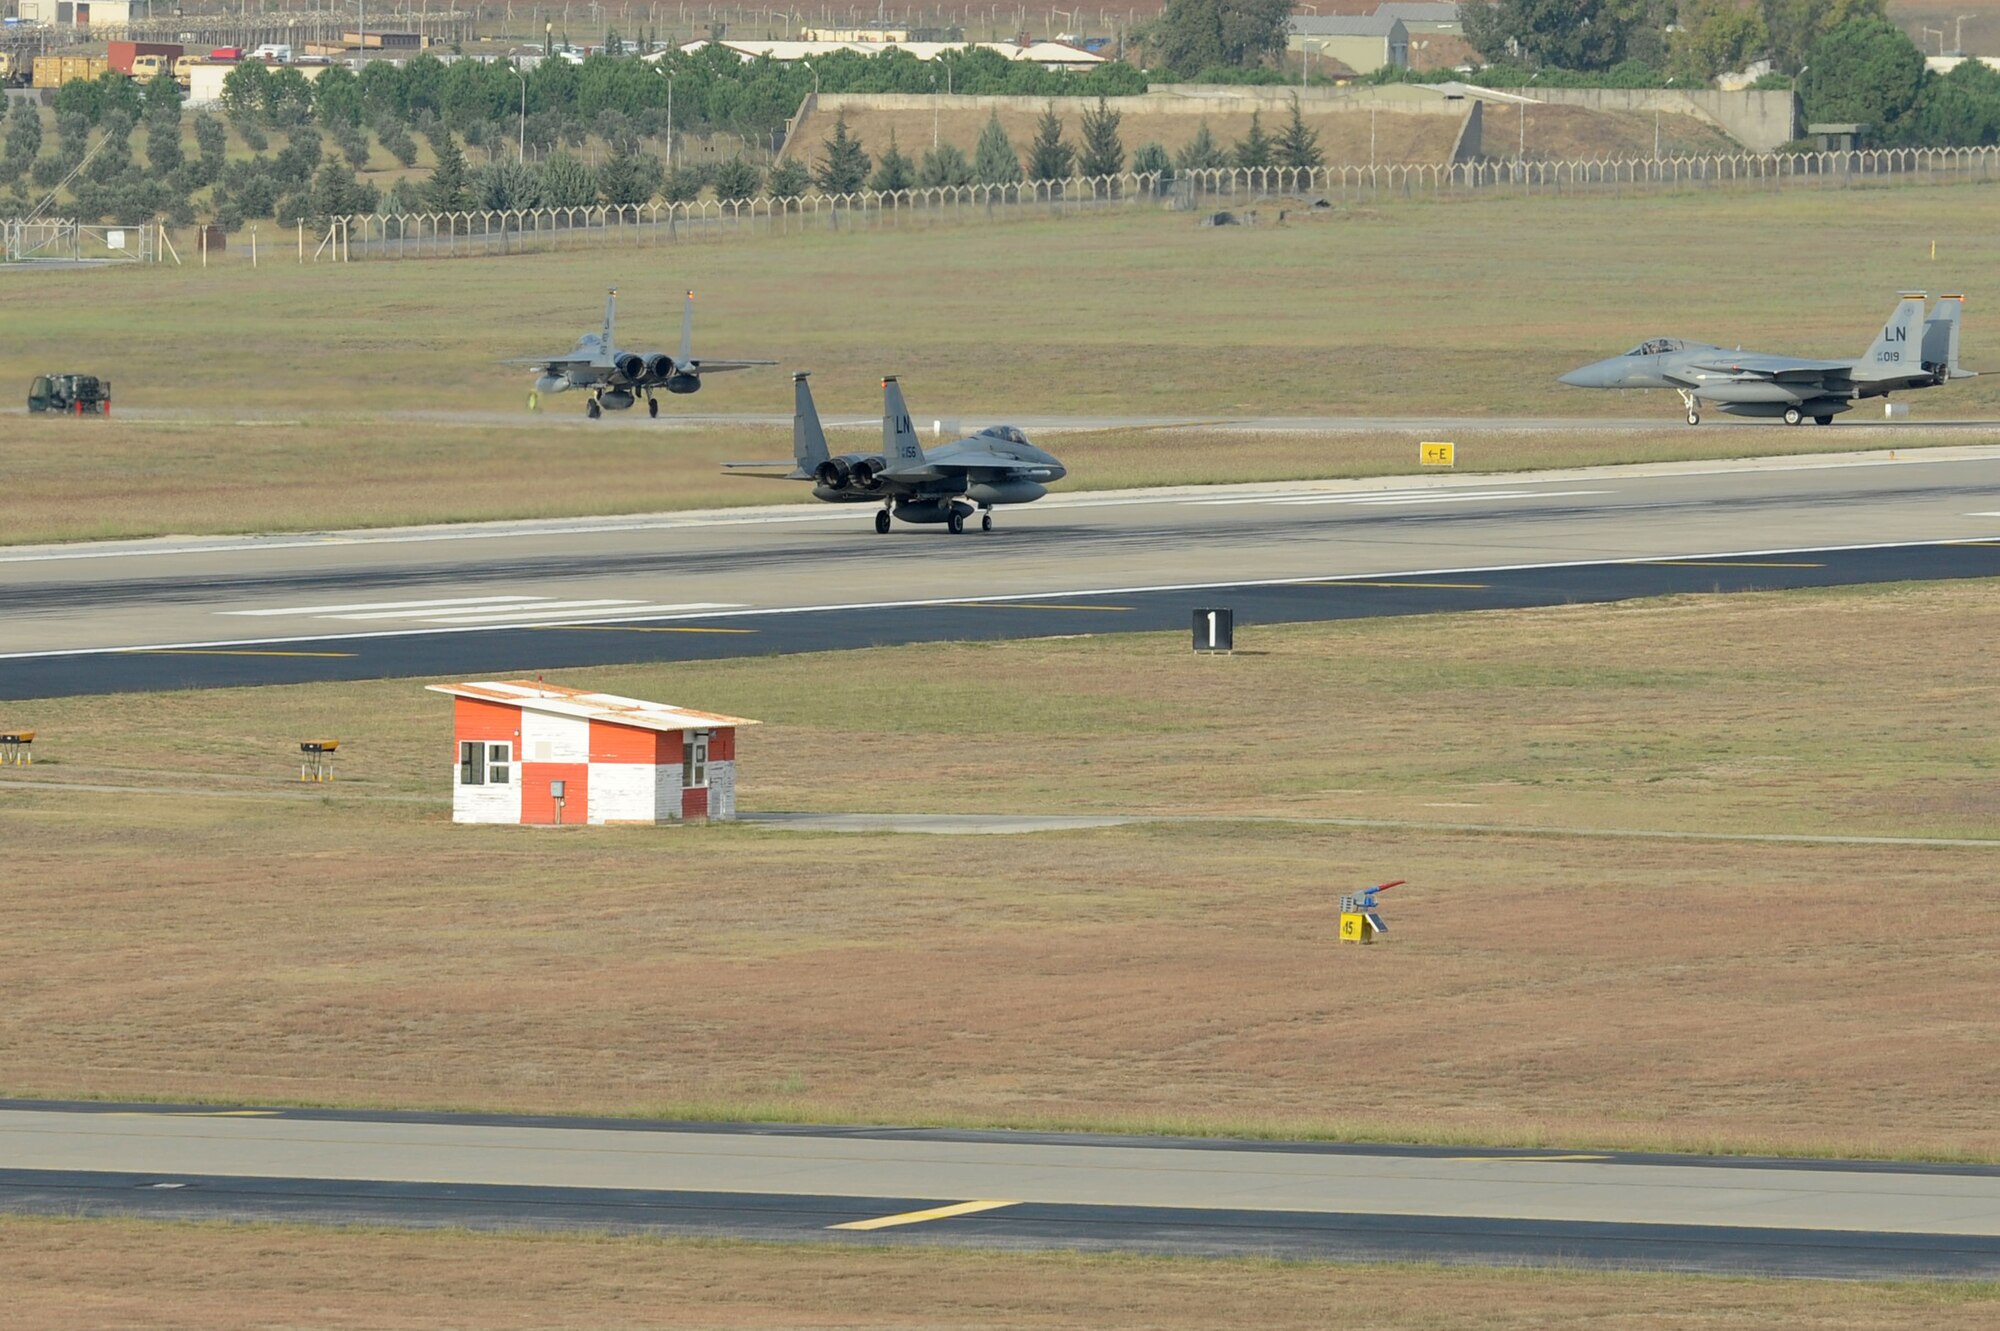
[427,680,756,825]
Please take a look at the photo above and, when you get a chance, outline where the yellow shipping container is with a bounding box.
[33,54,112,89]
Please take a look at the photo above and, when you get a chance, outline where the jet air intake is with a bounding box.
[966,479,1047,506]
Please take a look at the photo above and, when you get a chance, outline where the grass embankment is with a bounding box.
[7,1218,2000,1331]
[4,581,1998,1156]
[5,186,1995,540]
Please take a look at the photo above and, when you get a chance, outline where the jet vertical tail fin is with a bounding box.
[1856,293,1927,381]
[1923,296,1973,379]
[792,372,830,477]
[602,288,617,347]
[679,290,695,366]
[881,377,926,474]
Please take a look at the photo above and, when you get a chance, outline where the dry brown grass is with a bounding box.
[4,582,1999,1155]
[786,103,1467,166]
[8,1218,2000,1331]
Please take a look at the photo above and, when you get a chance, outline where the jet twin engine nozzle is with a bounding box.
[646,353,677,381]
[615,352,648,383]
[815,454,886,491]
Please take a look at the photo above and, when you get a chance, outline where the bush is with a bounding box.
[710,155,763,201]
[238,121,269,152]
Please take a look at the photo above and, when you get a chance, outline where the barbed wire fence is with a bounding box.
[10,146,2000,265]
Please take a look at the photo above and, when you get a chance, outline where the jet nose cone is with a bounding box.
[1559,359,1621,388]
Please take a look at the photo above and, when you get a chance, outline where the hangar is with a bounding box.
[427,679,755,826]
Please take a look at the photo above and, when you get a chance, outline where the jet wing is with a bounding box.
[688,358,780,374]
[1680,355,1851,382]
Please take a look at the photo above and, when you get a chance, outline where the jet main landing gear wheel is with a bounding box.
[981,512,993,532]
[947,510,965,534]
[1686,411,1700,426]
[1783,407,1803,426]
[874,509,892,534]
[648,397,659,418]
[586,398,602,419]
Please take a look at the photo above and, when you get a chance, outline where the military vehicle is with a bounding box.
[27,373,112,415]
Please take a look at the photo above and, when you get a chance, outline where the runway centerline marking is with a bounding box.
[830,1199,1017,1231]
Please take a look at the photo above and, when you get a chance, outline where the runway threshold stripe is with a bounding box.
[830,1199,1017,1230]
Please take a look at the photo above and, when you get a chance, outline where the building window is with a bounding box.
[488,743,512,784]
[685,732,709,789]
[459,740,485,785]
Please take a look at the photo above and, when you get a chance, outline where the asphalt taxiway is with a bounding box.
[4,1102,1998,1277]
[3,448,1999,697]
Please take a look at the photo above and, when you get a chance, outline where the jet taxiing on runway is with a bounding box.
[508,289,776,418]
[725,373,1067,532]
[1558,293,1973,425]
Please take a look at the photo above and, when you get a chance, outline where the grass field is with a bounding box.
[4,184,1996,542]
[8,1218,2000,1331]
[5,580,1997,1155]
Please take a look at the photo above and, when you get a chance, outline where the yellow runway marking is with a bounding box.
[1305,580,1490,590]
[534,626,756,634]
[130,649,357,658]
[1648,560,1823,568]
[829,1199,1017,1230]
[1440,1154,1613,1163]
[955,602,1134,612]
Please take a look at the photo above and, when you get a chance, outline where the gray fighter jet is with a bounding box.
[725,373,1067,532]
[507,289,776,418]
[1559,294,1972,425]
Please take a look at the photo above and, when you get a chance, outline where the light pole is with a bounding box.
[510,64,526,165]
[653,65,674,169]
[802,58,817,99]
[1924,26,1945,56]
[1955,14,1975,54]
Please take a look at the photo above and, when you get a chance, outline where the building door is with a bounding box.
[681,730,709,819]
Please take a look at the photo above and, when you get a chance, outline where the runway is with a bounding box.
[4,448,2000,698]
[4,1102,1998,1276]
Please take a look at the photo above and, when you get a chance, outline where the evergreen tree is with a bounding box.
[869,129,914,192]
[475,158,543,210]
[1275,95,1322,169]
[973,111,1023,184]
[192,112,226,166]
[1027,106,1074,181]
[142,71,183,127]
[767,156,811,200]
[596,138,664,205]
[711,156,764,201]
[538,149,599,206]
[1174,119,1228,170]
[1077,95,1125,177]
[1131,141,1172,180]
[145,115,184,175]
[423,131,476,212]
[918,142,974,187]
[5,98,43,172]
[1232,110,1272,168]
[1798,16,1927,142]
[815,112,870,193]
[1141,0,1294,76]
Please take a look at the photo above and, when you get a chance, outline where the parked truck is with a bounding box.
[107,39,183,77]
[27,374,112,416]
[0,51,25,88]
[32,54,111,89]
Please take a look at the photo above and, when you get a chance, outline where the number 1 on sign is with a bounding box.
[1207,611,1218,648]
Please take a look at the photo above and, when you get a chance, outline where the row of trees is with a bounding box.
[1459,0,1881,80]
[807,99,1323,195]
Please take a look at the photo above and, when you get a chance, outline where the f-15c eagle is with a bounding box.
[507,289,776,418]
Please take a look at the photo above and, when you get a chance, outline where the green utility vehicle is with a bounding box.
[27,374,112,415]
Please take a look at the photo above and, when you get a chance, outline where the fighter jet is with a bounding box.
[1559,294,1972,425]
[507,289,776,418]
[725,373,1067,532]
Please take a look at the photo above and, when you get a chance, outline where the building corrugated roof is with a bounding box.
[1290,15,1406,35]
[427,680,759,733]
[1373,3,1460,22]
[674,37,1104,64]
